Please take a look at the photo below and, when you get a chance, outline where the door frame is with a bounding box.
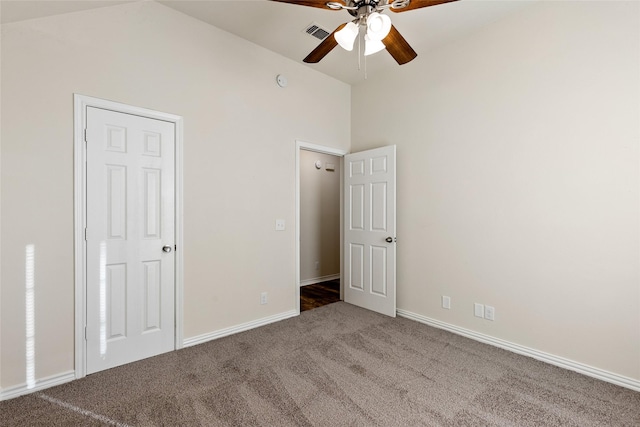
[73,94,184,379]
[295,140,347,314]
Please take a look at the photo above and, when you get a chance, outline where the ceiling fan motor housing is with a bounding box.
[347,0,382,17]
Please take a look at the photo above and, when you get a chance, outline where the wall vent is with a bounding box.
[303,23,331,41]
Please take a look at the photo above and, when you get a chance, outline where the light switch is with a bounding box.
[474,303,485,318]
[275,219,285,231]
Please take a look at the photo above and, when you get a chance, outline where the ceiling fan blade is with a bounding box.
[390,0,458,13]
[382,25,417,65]
[303,23,346,63]
[270,0,344,10]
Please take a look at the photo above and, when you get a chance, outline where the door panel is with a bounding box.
[143,260,162,332]
[350,184,365,230]
[350,243,365,290]
[107,263,127,339]
[86,107,175,374]
[371,246,387,296]
[344,145,396,317]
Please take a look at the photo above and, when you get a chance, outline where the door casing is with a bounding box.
[295,141,347,313]
[73,94,184,379]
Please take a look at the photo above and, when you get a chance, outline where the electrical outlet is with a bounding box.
[474,303,484,318]
[485,305,495,321]
[260,292,268,305]
[275,219,285,231]
[442,296,451,309]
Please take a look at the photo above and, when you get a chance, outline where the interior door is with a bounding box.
[344,145,396,317]
[86,106,175,374]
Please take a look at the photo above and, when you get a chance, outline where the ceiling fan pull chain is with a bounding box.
[365,48,368,80]
[358,31,362,71]
[359,28,367,79]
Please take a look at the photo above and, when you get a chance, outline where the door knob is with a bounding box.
[162,245,173,253]
[385,237,394,243]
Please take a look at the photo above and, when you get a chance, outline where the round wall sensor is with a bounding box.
[315,160,322,169]
[276,74,288,88]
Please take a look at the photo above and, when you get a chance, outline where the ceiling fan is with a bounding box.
[271,0,458,65]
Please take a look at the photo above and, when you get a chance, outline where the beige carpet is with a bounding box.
[2,302,639,426]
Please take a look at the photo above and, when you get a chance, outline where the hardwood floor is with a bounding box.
[300,279,341,312]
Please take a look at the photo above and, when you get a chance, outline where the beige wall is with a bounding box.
[352,1,639,380]
[299,150,341,283]
[0,2,350,389]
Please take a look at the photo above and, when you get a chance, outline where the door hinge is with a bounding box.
[174,245,177,251]
[84,228,87,241]
[84,326,87,340]
[84,129,87,143]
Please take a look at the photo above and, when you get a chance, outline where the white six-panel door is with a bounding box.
[344,145,396,317]
[86,107,175,374]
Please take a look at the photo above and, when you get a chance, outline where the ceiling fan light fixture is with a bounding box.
[364,34,386,56]
[334,21,359,51]
[366,12,391,41]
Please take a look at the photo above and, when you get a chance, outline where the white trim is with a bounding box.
[73,94,184,378]
[397,309,640,392]
[295,140,347,315]
[73,95,86,378]
[183,310,298,348]
[300,274,340,287]
[0,371,75,401]
[174,116,185,350]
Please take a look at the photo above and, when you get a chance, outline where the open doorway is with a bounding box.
[295,141,347,313]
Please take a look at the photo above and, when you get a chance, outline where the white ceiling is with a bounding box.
[1,0,536,85]
[0,0,135,24]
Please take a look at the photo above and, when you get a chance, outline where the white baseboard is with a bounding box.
[183,309,298,348]
[7,310,635,401]
[0,370,75,401]
[299,274,340,287]
[397,309,640,392]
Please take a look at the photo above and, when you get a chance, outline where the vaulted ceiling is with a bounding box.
[1,0,535,85]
